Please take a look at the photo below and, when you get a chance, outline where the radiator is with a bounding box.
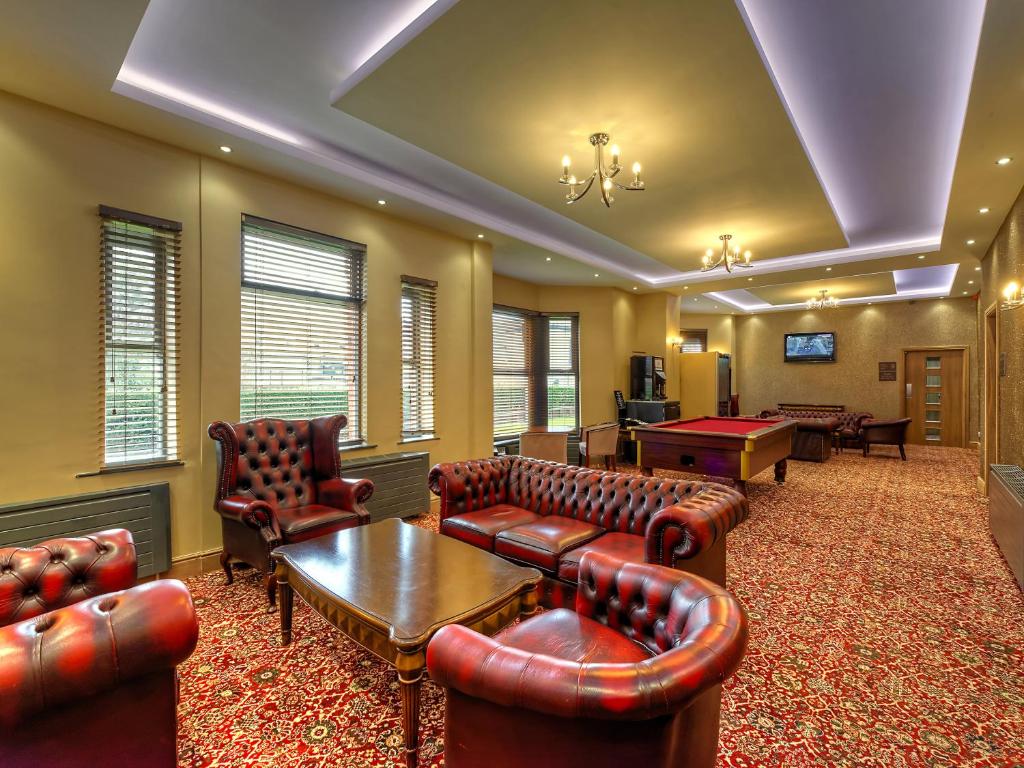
[341,451,430,522]
[988,464,1024,589]
[0,483,171,577]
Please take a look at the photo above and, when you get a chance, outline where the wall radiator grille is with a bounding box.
[988,464,1024,589]
[341,451,430,522]
[0,483,171,577]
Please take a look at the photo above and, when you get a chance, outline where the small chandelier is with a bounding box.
[558,133,644,207]
[1002,281,1023,310]
[806,289,840,310]
[701,234,752,273]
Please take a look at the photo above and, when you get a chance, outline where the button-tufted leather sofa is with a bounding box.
[428,456,747,607]
[209,414,375,608]
[759,405,873,453]
[0,529,198,768]
[426,551,748,768]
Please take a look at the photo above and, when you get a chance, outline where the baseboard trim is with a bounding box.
[977,475,987,495]
[148,547,223,581]
[968,440,980,449]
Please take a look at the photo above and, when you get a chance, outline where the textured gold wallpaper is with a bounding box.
[979,184,1024,470]
[735,298,979,439]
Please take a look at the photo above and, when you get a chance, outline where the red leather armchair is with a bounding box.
[0,529,198,768]
[860,417,912,460]
[427,551,748,768]
[209,414,374,607]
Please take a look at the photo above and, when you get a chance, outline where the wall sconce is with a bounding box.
[1002,280,1023,310]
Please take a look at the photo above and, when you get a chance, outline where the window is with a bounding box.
[680,328,708,353]
[492,306,579,438]
[99,205,181,466]
[240,215,366,445]
[401,276,437,439]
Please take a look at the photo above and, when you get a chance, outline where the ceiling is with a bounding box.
[1,0,1023,309]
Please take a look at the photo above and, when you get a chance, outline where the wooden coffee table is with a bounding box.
[271,518,541,768]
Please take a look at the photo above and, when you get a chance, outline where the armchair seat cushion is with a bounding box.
[441,505,541,551]
[495,517,605,572]
[274,505,363,542]
[556,532,645,583]
[495,607,654,664]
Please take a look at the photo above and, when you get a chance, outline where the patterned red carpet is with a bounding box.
[178,446,1024,767]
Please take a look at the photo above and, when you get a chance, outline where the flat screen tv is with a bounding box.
[784,332,835,363]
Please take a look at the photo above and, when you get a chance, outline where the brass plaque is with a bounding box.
[879,362,897,381]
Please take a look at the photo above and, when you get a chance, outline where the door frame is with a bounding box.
[983,302,1000,488]
[900,346,970,448]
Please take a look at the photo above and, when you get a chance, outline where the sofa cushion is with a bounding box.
[494,517,605,572]
[495,607,653,664]
[441,505,541,551]
[556,532,645,583]
[275,505,362,542]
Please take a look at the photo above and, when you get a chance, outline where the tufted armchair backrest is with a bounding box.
[0,529,137,627]
[209,414,347,511]
[506,457,705,535]
[576,551,745,657]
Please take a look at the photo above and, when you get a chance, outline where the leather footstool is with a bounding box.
[789,417,839,462]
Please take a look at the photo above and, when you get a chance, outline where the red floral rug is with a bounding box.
[177,446,1024,767]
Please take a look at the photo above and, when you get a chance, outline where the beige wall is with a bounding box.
[979,183,1024,469]
[734,299,979,438]
[678,312,735,357]
[0,92,493,562]
[492,274,635,426]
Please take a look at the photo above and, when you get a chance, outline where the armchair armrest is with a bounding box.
[0,580,198,728]
[644,484,747,567]
[317,477,374,523]
[428,458,510,521]
[217,495,281,545]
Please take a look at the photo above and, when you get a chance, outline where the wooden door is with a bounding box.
[903,349,966,447]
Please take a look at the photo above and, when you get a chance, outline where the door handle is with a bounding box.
[905,383,912,398]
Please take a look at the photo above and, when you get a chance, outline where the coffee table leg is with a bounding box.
[276,561,293,646]
[397,660,423,768]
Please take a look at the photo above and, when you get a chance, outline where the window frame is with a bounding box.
[680,328,709,353]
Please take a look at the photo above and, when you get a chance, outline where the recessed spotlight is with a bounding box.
[962,291,968,295]
[968,280,974,285]
[826,267,833,272]
[693,298,698,302]
[683,286,689,290]
[632,286,638,290]
[867,302,872,305]
[377,199,386,206]
[917,254,926,260]
[594,273,600,277]
[545,257,551,262]
[979,207,990,214]
[997,157,1012,166]
[714,305,719,309]
[966,239,975,245]
[747,277,753,281]
[477,234,485,239]
[219,145,232,153]
[975,266,982,271]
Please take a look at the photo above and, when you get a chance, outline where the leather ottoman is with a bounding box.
[789,417,839,462]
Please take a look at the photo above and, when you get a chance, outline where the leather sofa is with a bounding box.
[0,529,198,768]
[759,405,873,453]
[209,414,375,607]
[426,551,748,768]
[428,457,747,606]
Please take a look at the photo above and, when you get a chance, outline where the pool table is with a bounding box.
[629,416,796,495]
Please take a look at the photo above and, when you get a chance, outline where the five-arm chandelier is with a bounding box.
[558,133,644,207]
[806,289,840,310]
[701,234,753,273]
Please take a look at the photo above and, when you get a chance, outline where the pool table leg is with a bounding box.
[774,458,787,484]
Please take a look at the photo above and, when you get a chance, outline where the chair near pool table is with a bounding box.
[579,422,620,470]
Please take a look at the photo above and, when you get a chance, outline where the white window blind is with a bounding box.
[492,307,578,438]
[401,276,437,439]
[681,328,708,353]
[99,205,181,466]
[240,215,366,445]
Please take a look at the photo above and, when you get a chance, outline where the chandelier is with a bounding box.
[701,234,752,273]
[806,289,840,310]
[558,133,644,207]
[1002,281,1023,310]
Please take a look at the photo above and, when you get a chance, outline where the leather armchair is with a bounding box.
[860,417,912,460]
[427,551,748,768]
[209,414,374,607]
[0,530,198,768]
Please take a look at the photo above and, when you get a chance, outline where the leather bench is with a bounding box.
[428,456,747,607]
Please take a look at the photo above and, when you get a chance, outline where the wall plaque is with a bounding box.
[878,362,897,381]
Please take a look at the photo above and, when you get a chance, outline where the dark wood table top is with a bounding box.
[272,518,541,649]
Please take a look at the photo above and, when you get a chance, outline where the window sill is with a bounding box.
[399,435,439,444]
[339,442,377,453]
[76,459,185,478]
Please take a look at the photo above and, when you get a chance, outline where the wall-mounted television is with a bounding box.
[784,332,836,363]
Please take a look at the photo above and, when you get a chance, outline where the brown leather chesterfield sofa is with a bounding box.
[209,414,374,608]
[759,405,873,453]
[0,529,199,768]
[426,551,748,768]
[428,456,747,606]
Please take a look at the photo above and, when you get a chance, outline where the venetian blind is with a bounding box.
[546,315,579,428]
[492,308,534,438]
[401,276,437,439]
[240,215,366,445]
[681,328,708,353]
[99,205,181,466]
